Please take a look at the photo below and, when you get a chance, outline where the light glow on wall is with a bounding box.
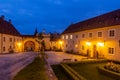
[75,44,78,48]
[17,42,22,47]
[86,42,91,46]
[97,42,104,47]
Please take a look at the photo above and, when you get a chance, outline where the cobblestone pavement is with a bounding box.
[45,51,87,65]
[0,52,36,80]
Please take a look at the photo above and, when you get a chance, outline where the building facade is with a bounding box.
[0,16,22,53]
[0,16,51,53]
[61,9,120,61]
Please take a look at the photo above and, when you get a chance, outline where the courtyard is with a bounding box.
[45,51,87,65]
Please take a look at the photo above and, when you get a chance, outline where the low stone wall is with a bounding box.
[0,52,37,80]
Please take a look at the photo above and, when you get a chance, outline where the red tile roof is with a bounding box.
[0,17,20,36]
[62,9,120,34]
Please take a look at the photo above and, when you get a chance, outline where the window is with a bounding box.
[89,33,92,38]
[14,38,16,42]
[9,46,12,49]
[9,38,12,42]
[108,48,114,54]
[119,40,120,47]
[98,32,102,37]
[3,47,5,51]
[66,44,68,48]
[82,34,85,38]
[76,35,78,38]
[62,35,64,39]
[3,37,5,42]
[109,30,115,37]
[70,35,73,39]
[66,35,68,39]
[82,45,84,50]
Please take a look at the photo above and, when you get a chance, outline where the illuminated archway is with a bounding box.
[24,41,35,51]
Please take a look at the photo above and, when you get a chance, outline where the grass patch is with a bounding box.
[13,57,48,80]
[68,61,116,80]
[51,65,72,80]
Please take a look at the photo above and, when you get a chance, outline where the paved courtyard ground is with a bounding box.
[0,52,36,80]
[45,51,87,65]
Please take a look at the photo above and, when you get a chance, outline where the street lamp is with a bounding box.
[97,42,104,47]
[59,40,63,50]
[17,42,22,52]
[86,42,91,46]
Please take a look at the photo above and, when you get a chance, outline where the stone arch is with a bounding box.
[24,41,35,51]
[23,38,39,52]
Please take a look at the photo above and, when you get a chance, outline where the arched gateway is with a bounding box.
[22,35,39,52]
[24,41,35,51]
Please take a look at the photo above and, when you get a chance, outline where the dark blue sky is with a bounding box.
[0,0,120,34]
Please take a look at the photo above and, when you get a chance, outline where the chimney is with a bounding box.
[1,15,5,20]
[9,19,12,23]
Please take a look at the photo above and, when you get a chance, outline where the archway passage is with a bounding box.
[24,41,35,51]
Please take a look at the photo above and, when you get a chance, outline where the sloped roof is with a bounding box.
[62,9,120,34]
[0,17,20,36]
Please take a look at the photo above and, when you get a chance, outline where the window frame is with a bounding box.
[108,29,116,38]
[89,33,92,38]
[108,47,115,55]
[98,32,102,37]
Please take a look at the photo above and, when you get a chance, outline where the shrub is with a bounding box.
[104,62,120,73]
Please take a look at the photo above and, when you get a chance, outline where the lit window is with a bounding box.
[62,35,64,39]
[89,33,92,38]
[109,30,115,37]
[108,48,114,54]
[66,35,68,39]
[70,35,73,39]
[98,32,102,37]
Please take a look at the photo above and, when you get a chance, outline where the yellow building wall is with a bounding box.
[0,34,22,53]
[62,25,120,61]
